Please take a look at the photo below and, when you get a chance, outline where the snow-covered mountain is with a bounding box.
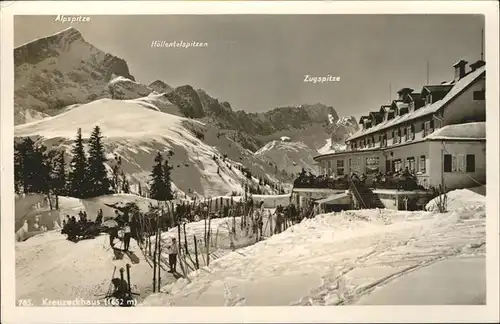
[14,27,138,125]
[255,140,318,175]
[13,26,358,195]
[14,96,282,197]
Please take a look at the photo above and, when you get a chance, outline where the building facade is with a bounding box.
[314,59,486,191]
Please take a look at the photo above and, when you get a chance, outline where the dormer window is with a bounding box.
[426,94,432,104]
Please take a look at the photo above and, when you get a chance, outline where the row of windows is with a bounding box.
[391,156,426,174]
[322,153,476,178]
[351,120,436,150]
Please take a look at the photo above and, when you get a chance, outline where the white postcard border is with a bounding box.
[1,1,499,323]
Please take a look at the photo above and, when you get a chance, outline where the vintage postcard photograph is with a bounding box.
[1,1,499,323]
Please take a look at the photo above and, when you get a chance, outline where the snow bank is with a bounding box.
[142,189,485,306]
[426,187,485,212]
[426,122,485,140]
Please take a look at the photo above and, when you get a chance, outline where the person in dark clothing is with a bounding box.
[111,278,129,298]
[109,227,118,248]
[95,209,103,225]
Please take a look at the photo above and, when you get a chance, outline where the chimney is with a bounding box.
[470,60,486,72]
[397,88,414,100]
[453,60,468,80]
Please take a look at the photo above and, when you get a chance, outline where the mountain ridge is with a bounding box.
[14,27,359,194]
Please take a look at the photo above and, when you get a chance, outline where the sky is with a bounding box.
[14,14,484,121]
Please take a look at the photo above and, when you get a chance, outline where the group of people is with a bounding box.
[61,209,104,241]
[109,210,135,251]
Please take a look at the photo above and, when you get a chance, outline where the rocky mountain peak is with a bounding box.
[149,80,174,94]
[15,27,84,67]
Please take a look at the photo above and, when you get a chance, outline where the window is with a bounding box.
[419,155,426,173]
[405,125,414,141]
[473,90,485,100]
[381,134,387,147]
[365,156,380,175]
[327,161,332,175]
[337,159,345,176]
[426,94,432,104]
[424,121,432,137]
[452,155,457,172]
[394,159,403,172]
[466,154,475,172]
[407,157,416,172]
[444,154,452,172]
[457,154,466,172]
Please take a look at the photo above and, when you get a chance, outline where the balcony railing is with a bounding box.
[293,174,349,190]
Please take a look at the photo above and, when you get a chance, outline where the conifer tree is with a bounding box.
[14,138,34,193]
[163,158,173,200]
[150,152,167,200]
[111,155,122,193]
[121,171,130,193]
[87,126,112,197]
[68,128,88,198]
[51,151,67,196]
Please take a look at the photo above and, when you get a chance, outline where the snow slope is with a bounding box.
[142,190,485,306]
[15,198,278,305]
[14,98,269,197]
[317,138,347,155]
[255,140,318,175]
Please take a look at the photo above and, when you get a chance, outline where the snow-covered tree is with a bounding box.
[68,128,89,198]
[150,152,168,200]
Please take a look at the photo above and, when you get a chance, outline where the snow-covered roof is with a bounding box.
[426,122,485,140]
[422,84,453,95]
[347,65,485,142]
[314,122,485,161]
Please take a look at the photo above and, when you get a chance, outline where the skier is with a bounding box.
[123,222,132,251]
[167,238,178,273]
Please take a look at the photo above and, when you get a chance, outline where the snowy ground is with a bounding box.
[142,188,486,306]
[16,188,486,306]
[15,202,277,305]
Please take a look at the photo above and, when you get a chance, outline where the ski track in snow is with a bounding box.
[142,196,486,306]
[16,189,486,306]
